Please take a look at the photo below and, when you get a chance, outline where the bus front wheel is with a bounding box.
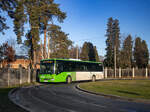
[92,75,96,82]
[66,76,72,84]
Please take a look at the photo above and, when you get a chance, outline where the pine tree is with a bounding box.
[12,0,66,66]
[80,42,97,61]
[47,24,72,58]
[104,17,114,67]
[80,42,89,61]
[133,37,149,68]
[25,30,35,62]
[141,40,149,68]
[0,0,16,33]
[120,35,133,68]
[13,0,26,44]
[104,17,120,68]
[112,19,120,67]
[38,0,66,59]
[88,42,96,61]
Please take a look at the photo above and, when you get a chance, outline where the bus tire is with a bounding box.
[66,76,72,84]
[92,75,96,82]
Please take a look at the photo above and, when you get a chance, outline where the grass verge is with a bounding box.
[0,82,40,112]
[0,87,27,112]
[79,80,150,100]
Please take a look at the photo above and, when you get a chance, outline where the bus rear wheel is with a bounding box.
[66,76,72,84]
[92,75,96,82]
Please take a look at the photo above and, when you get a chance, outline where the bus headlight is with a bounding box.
[40,76,45,78]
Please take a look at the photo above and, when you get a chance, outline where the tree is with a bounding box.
[0,42,15,62]
[94,46,100,62]
[6,37,17,50]
[88,43,96,61]
[47,24,72,58]
[25,30,34,62]
[38,0,66,59]
[69,45,79,59]
[80,42,89,61]
[80,42,97,61]
[133,37,149,68]
[141,40,149,68]
[0,45,3,62]
[112,19,120,68]
[134,37,142,68]
[0,0,16,33]
[13,0,26,44]
[120,35,133,68]
[12,0,66,66]
[104,17,114,67]
[104,17,120,68]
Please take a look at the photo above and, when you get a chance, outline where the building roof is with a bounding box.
[15,55,29,59]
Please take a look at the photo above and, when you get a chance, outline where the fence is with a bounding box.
[0,65,38,87]
[1,66,150,87]
[104,68,149,78]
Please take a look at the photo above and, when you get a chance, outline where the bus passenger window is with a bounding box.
[57,64,63,73]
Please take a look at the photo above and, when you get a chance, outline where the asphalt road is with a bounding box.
[11,83,150,112]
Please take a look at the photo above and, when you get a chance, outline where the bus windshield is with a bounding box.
[40,61,54,74]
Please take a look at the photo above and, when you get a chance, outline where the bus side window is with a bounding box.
[96,64,103,72]
[76,62,86,71]
[70,62,76,71]
[87,63,95,71]
[80,65,85,71]
[68,62,74,71]
[57,63,63,74]
[99,65,103,71]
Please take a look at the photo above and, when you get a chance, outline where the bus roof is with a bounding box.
[41,58,102,64]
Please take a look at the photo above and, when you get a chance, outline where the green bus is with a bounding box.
[39,58,104,83]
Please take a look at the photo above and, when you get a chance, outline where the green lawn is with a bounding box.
[79,80,150,100]
[0,88,27,112]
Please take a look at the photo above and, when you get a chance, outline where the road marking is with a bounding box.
[28,88,76,112]
[46,85,107,109]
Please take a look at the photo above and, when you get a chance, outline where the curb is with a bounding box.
[76,83,150,104]
[8,84,44,112]
[8,87,31,112]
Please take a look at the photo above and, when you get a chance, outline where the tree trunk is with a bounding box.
[48,36,50,58]
[34,50,36,65]
[31,36,36,69]
[44,29,47,59]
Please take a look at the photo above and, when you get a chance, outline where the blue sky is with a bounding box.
[55,0,150,56]
[1,0,150,56]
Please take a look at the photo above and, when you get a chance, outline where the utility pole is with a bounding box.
[114,45,117,78]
